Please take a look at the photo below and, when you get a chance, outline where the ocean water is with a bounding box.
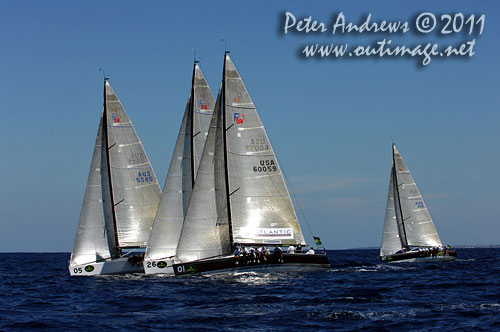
[1,248,499,332]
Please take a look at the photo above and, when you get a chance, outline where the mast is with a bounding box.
[222,52,234,249]
[189,61,197,188]
[392,144,409,250]
[103,79,121,257]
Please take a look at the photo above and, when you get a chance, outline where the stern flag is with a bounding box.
[313,236,322,245]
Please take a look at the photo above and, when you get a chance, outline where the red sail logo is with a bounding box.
[199,98,208,110]
[234,113,244,124]
[112,112,121,123]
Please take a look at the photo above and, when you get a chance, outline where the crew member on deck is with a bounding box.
[306,247,315,254]
[234,246,241,265]
[287,245,295,254]
[273,246,283,263]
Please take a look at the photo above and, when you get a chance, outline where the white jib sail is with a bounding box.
[70,113,117,266]
[146,64,214,260]
[176,87,231,262]
[380,166,403,256]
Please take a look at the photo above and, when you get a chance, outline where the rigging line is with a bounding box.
[278,158,314,242]
[121,248,140,257]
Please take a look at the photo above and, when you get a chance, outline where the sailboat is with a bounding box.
[380,144,457,263]
[69,79,161,276]
[144,62,214,274]
[151,52,330,275]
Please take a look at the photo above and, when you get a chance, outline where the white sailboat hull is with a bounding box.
[68,257,144,276]
[143,258,175,276]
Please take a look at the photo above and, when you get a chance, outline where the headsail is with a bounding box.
[70,114,117,266]
[223,54,305,246]
[103,81,161,249]
[380,167,403,256]
[146,64,214,260]
[392,145,442,248]
[176,88,231,262]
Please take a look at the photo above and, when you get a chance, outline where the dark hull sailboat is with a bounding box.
[380,249,457,263]
[146,53,330,275]
[379,144,456,263]
[172,253,330,276]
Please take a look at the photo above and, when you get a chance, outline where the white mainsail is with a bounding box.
[380,144,442,256]
[223,55,305,246]
[146,64,214,260]
[176,54,305,263]
[392,145,441,248]
[104,81,161,248]
[70,81,161,266]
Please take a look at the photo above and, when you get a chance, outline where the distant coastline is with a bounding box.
[336,244,500,250]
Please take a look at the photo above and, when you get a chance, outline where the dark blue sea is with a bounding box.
[1,248,499,332]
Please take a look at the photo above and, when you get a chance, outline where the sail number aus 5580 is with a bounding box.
[253,160,277,173]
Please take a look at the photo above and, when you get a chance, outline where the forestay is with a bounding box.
[146,64,214,260]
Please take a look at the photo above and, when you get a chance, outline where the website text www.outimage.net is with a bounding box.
[283,12,485,66]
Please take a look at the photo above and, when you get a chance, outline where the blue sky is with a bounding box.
[1,1,498,252]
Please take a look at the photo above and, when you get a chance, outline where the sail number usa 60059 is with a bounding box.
[253,160,277,173]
